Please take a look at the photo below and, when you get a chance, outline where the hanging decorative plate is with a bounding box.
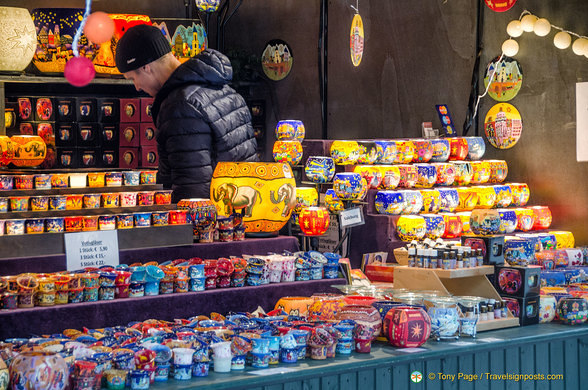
[484,103,522,149]
[261,39,293,81]
[350,13,364,67]
[484,0,517,12]
[153,18,207,63]
[483,56,523,102]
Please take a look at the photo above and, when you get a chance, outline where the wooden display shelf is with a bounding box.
[0,224,193,259]
[0,204,176,219]
[393,266,520,332]
[0,184,163,197]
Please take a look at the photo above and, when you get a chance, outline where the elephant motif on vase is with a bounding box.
[270,183,296,217]
[212,183,261,218]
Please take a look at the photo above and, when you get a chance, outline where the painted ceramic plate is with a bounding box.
[483,56,523,102]
[484,0,517,12]
[484,103,522,149]
[261,39,293,81]
[350,13,364,67]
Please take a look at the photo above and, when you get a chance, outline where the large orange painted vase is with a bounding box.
[210,162,296,235]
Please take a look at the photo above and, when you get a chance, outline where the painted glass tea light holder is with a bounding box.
[474,185,497,209]
[420,189,441,213]
[88,172,106,188]
[0,198,6,213]
[272,140,303,166]
[383,305,431,347]
[117,214,134,229]
[414,164,437,188]
[51,173,68,188]
[539,295,557,323]
[557,297,587,325]
[332,172,367,201]
[353,166,383,189]
[140,170,157,185]
[98,215,117,230]
[396,215,426,241]
[101,193,120,208]
[422,214,445,239]
[430,139,450,162]
[105,172,123,187]
[497,209,517,234]
[299,206,330,236]
[464,136,485,160]
[447,137,469,161]
[428,297,461,341]
[9,196,29,212]
[25,218,44,234]
[493,185,512,208]
[374,140,397,164]
[10,135,46,167]
[469,209,501,236]
[45,217,65,233]
[304,156,335,183]
[389,140,412,164]
[488,160,508,183]
[330,140,360,165]
[357,140,378,164]
[275,120,305,141]
[470,160,491,184]
[455,187,478,212]
[509,183,530,206]
[0,175,13,190]
[154,190,173,205]
[457,211,472,234]
[324,189,344,213]
[399,190,423,215]
[123,171,140,186]
[13,175,34,190]
[503,238,535,266]
[65,194,83,210]
[411,139,433,163]
[529,206,552,230]
[374,190,405,215]
[441,213,463,239]
[373,165,401,189]
[81,193,100,209]
[137,191,155,206]
[396,164,418,188]
[513,208,535,232]
[294,187,318,213]
[134,212,152,228]
[69,173,87,188]
[437,188,459,213]
[432,162,456,186]
[452,161,473,186]
[30,196,49,212]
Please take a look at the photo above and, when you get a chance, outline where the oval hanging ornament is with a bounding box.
[350,13,364,67]
[484,103,523,149]
[484,0,517,12]
[261,39,293,81]
[484,56,523,102]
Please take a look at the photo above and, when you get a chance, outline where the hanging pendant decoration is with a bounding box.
[350,13,364,67]
[484,0,517,13]
[261,39,293,81]
[484,56,523,102]
[484,103,523,149]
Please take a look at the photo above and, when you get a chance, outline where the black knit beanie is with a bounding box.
[115,24,171,73]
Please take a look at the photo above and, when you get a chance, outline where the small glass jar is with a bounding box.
[427,297,460,341]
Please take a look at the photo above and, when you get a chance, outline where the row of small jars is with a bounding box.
[273,137,486,168]
[1,189,172,213]
[0,210,188,235]
[0,170,157,191]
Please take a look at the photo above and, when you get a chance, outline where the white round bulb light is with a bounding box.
[502,39,519,57]
[553,31,571,49]
[533,18,551,37]
[572,38,588,56]
[521,14,538,32]
[506,20,523,38]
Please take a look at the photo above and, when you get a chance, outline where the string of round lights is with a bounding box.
[503,10,588,57]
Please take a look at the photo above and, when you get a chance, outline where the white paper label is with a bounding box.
[65,230,119,271]
[339,207,365,228]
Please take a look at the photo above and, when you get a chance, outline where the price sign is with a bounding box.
[65,230,119,271]
[339,207,365,228]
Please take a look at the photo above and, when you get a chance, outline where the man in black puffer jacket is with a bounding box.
[115,25,258,202]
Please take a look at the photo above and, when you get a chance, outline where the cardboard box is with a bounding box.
[461,235,505,265]
[120,98,140,122]
[119,147,139,169]
[140,145,158,168]
[140,97,154,123]
[501,294,540,326]
[97,98,120,123]
[56,148,78,169]
[140,123,157,146]
[76,98,97,122]
[119,123,140,147]
[102,149,119,168]
[101,124,118,147]
[55,123,77,147]
[4,102,18,129]
[78,148,100,168]
[494,265,541,298]
[77,123,101,147]
[56,98,76,122]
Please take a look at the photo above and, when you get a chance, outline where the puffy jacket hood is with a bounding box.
[152,49,233,123]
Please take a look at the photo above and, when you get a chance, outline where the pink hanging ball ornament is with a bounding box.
[84,11,115,44]
[64,56,96,87]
